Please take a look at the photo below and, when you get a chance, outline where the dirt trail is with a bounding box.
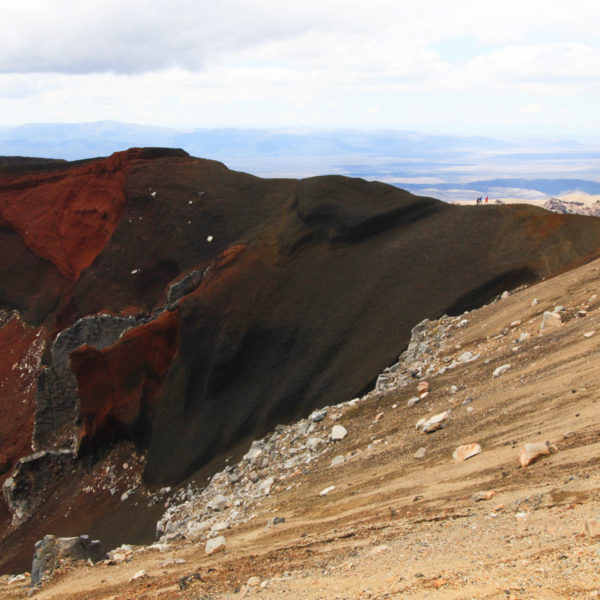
[4,257,600,599]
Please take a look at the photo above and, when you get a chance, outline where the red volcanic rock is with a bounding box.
[0,154,130,280]
[0,315,46,483]
[70,310,179,449]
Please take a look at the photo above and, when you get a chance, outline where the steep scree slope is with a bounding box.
[2,148,600,570]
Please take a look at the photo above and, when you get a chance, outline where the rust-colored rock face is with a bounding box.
[0,153,130,280]
[70,310,179,448]
[0,316,46,483]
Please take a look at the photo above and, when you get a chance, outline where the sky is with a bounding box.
[1,0,600,135]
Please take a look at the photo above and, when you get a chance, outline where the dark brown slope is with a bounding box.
[2,148,600,571]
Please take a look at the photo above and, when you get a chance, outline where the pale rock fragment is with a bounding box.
[519,442,551,467]
[330,425,347,441]
[417,381,429,395]
[330,455,345,467]
[419,411,449,433]
[319,485,335,496]
[205,535,226,555]
[453,443,481,462]
[472,490,496,502]
[492,364,511,378]
[586,518,600,537]
[414,447,426,459]
[541,311,562,332]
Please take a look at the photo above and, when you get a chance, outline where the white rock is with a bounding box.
[458,351,474,363]
[420,411,449,433]
[210,494,229,511]
[305,437,321,451]
[330,425,347,441]
[414,447,426,459]
[450,385,458,394]
[308,409,327,422]
[501,291,510,299]
[259,477,274,496]
[130,570,147,581]
[319,486,336,497]
[541,311,562,331]
[457,319,469,328]
[330,455,345,467]
[531,297,539,306]
[244,441,263,462]
[492,364,511,378]
[247,576,261,587]
[584,331,596,338]
[407,396,420,407]
[518,332,530,343]
[452,443,481,462]
[205,535,226,555]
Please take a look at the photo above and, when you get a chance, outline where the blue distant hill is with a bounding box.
[1,121,599,199]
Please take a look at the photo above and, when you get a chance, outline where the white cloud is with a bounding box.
[1,1,599,134]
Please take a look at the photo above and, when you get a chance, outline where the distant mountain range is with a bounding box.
[1,121,599,199]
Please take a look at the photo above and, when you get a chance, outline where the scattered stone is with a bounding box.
[330,425,347,441]
[554,305,565,313]
[519,442,551,467]
[450,385,458,394]
[159,558,186,567]
[518,332,530,343]
[563,431,576,439]
[179,573,202,590]
[373,412,384,423]
[472,490,496,502]
[501,291,510,299]
[457,319,469,328]
[209,495,229,511]
[414,447,427,459]
[584,331,596,338]
[269,516,286,526]
[509,320,521,328]
[407,396,420,408]
[419,411,449,433]
[258,477,274,496]
[130,570,147,582]
[541,311,562,331]
[308,409,327,422]
[31,535,106,586]
[492,364,511,378]
[586,518,600,537]
[330,455,345,467]
[205,535,226,555]
[417,381,429,395]
[531,298,539,306]
[458,351,474,363]
[453,443,481,462]
[319,486,335,497]
[248,576,261,587]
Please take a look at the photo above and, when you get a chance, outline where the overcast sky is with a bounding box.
[1,0,599,135]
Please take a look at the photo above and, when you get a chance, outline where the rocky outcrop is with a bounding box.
[543,197,600,217]
[34,315,139,453]
[2,450,75,525]
[31,534,106,586]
